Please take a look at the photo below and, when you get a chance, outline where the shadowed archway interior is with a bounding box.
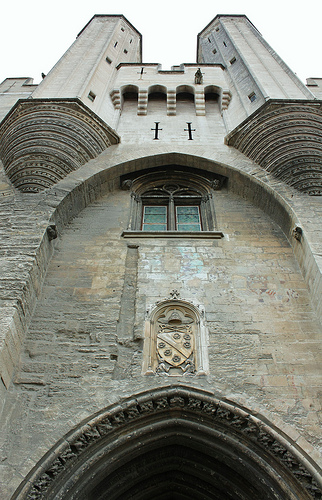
[13,387,319,500]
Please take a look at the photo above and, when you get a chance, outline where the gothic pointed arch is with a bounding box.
[12,386,321,500]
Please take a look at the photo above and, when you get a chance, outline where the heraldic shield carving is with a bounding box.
[143,296,209,376]
[156,307,195,374]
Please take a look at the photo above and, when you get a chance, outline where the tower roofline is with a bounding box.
[197,15,261,64]
[77,14,142,39]
[198,14,261,37]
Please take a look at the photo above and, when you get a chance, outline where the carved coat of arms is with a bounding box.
[156,308,195,374]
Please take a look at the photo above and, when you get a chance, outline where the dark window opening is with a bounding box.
[87,91,96,102]
[176,92,194,103]
[123,91,138,101]
[124,49,128,54]
[248,92,257,102]
[148,92,167,101]
[205,92,219,103]
[212,49,217,55]
[208,38,211,43]
[114,41,118,48]
[230,57,236,65]
[106,56,112,64]
[223,41,227,47]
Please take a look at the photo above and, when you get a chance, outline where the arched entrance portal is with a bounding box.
[13,387,320,500]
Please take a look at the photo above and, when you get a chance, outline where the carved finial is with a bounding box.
[170,289,180,299]
[292,226,302,241]
[47,225,57,241]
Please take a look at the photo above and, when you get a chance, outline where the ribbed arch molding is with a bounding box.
[226,100,322,195]
[12,386,321,500]
[0,98,119,193]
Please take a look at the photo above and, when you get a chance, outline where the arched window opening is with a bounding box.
[121,166,224,234]
[141,183,203,231]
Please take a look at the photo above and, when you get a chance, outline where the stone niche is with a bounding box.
[143,296,209,376]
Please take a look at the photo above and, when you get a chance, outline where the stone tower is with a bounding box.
[0,14,321,500]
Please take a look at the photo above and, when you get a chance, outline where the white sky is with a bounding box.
[1,0,322,86]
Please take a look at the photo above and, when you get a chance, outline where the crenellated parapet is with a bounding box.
[0,98,119,192]
[226,100,322,195]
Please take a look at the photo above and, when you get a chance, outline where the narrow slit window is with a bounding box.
[208,38,211,43]
[114,41,118,48]
[87,91,96,102]
[106,56,112,64]
[223,41,227,47]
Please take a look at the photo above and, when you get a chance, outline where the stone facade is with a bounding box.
[0,14,321,499]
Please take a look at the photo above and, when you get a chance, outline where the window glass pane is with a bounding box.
[176,206,201,231]
[177,223,201,231]
[145,206,167,214]
[143,206,167,231]
[144,213,166,223]
[177,213,200,223]
[176,206,199,214]
[142,224,167,231]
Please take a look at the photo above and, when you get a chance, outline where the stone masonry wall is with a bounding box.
[1,184,321,497]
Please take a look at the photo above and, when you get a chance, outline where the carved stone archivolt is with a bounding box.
[226,100,322,195]
[12,386,321,499]
[0,98,119,192]
[143,297,209,376]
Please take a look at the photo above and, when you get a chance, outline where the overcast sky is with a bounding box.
[1,0,322,86]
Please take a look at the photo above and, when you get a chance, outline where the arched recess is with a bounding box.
[0,151,321,390]
[205,84,220,115]
[12,386,321,499]
[176,85,195,114]
[121,84,139,112]
[148,84,167,113]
